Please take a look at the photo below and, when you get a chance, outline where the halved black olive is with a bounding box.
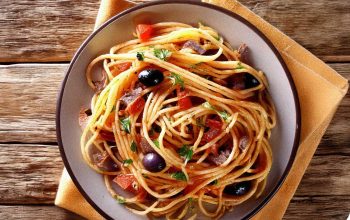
[244,74,260,89]
[142,152,166,172]
[138,69,164,87]
[224,181,251,196]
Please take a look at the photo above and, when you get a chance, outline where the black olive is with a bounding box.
[142,152,166,172]
[138,69,164,87]
[223,181,251,196]
[244,74,260,89]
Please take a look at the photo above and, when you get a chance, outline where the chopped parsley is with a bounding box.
[210,179,218,185]
[130,141,137,152]
[136,52,144,61]
[123,159,133,166]
[114,195,126,204]
[217,111,230,121]
[188,198,195,213]
[178,145,193,163]
[235,62,245,70]
[153,139,160,148]
[202,102,231,122]
[214,34,221,41]
[154,48,172,61]
[169,72,184,89]
[202,101,213,110]
[120,117,131,133]
[171,171,187,181]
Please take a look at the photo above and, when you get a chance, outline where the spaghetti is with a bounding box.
[80,22,276,219]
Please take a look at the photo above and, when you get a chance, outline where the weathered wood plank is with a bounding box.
[0,194,348,220]
[0,0,98,63]
[0,144,63,204]
[284,196,350,220]
[0,144,348,204]
[0,205,84,219]
[0,64,66,143]
[0,0,349,62]
[244,0,350,61]
[294,155,350,196]
[0,63,348,148]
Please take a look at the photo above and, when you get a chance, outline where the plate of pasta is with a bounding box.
[56,1,300,220]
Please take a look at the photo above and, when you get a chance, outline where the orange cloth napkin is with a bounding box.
[55,0,349,219]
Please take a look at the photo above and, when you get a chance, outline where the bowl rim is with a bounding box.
[56,0,301,219]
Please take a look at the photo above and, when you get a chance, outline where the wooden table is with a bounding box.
[0,0,349,219]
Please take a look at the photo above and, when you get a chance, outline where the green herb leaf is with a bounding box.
[117,198,126,204]
[214,34,221,41]
[210,179,218,185]
[202,102,214,110]
[130,141,137,152]
[123,159,133,166]
[202,102,231,122]
[178,145,193,163]
[188,198,195,213]
[235,62,245,70]
[114,195,126,204]
[120,117,131,133]
[169,72,184,89]
[153,139,160,148]
[154,48,172,61]
[217,110,230,121]
[136,52,144,61]
[171,171,187,181]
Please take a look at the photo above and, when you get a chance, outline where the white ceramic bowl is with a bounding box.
[56,1,300,219]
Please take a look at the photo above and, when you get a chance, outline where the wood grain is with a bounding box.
[0,205,84,219]
[0,144,348,204]
[284,196,350,220]
[0,64,65,143]
[0,144,63,204]
[0,0,349,62]
[0,197,348,220]
[294,155,350,196]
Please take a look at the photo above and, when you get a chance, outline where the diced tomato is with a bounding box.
[209,143,219,156]
[183,179,204,195]
[178,97,192,110]
[136,188,148,202]
[205,143,219,156]
[118,62,132,72]
[200,128,221,144]
[113,174,139,193]
[113,62,132,77]
[136,24,153,42]
[127,96,145,115]
[255,154,266,173]
[105,112,116,129]
[177,89,192,110]
[135,134,142,143]
[205,119,223,129]
[99,130,115,142]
